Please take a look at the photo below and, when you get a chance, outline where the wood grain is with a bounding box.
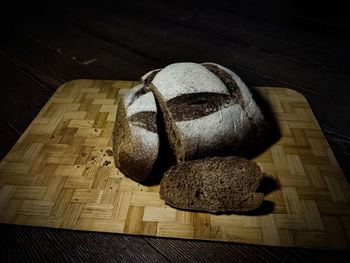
[0,80,349,250]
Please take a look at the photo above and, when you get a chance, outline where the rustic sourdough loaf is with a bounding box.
[142,62,266,163]
[112,84,159,183]
[159,156,264,213]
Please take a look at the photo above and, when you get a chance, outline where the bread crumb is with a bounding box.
[103,161,111,166]
[105,149,113,156]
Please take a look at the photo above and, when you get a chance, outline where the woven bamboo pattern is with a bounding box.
[0,80,349,250]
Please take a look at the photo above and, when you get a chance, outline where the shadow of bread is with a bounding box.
[233,200,275,216]
[244,87,281,159]
[163,200,275,216]
[209,175,279,216]
[142,98,176,186]
[257,175,280,196]
[242,175,280,215]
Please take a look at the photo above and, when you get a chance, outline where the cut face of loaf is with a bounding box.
[159,156,264,213]
[143,62,266,163]
[112,84,159,183]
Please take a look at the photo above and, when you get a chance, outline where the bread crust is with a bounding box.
[147,62,266,162]
[112,85,159,182]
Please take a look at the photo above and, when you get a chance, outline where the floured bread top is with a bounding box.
[127,91,157,117]
[123,84,144,107]
[113,83,160,183]
[176,104,250,159]
[202,62,262,121]
[125,84,158,134]
[130,125,159,154]
[151,62,230,101]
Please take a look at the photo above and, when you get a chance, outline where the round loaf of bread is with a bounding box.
[112,84,159,183]
[142,62,266,162]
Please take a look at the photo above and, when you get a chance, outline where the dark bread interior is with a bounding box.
[159,156,264,213]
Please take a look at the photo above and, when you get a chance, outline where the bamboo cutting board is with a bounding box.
[0,80,349,250]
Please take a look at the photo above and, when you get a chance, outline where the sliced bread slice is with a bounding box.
[159,156,264,213]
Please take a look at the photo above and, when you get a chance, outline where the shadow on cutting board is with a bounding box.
[142,98,177,186]
[245,176,280,216]
[244,87,281,159]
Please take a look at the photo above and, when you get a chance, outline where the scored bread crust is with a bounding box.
[202,62,268,154]
[147,62,230,100]
[141,68,161,90]
[159,156,264,213]
[112,84,159,183]
[144,62,266,162]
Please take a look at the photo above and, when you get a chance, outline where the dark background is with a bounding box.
[1,0,350,261]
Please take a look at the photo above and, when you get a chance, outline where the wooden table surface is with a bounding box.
[1,1,350,262]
